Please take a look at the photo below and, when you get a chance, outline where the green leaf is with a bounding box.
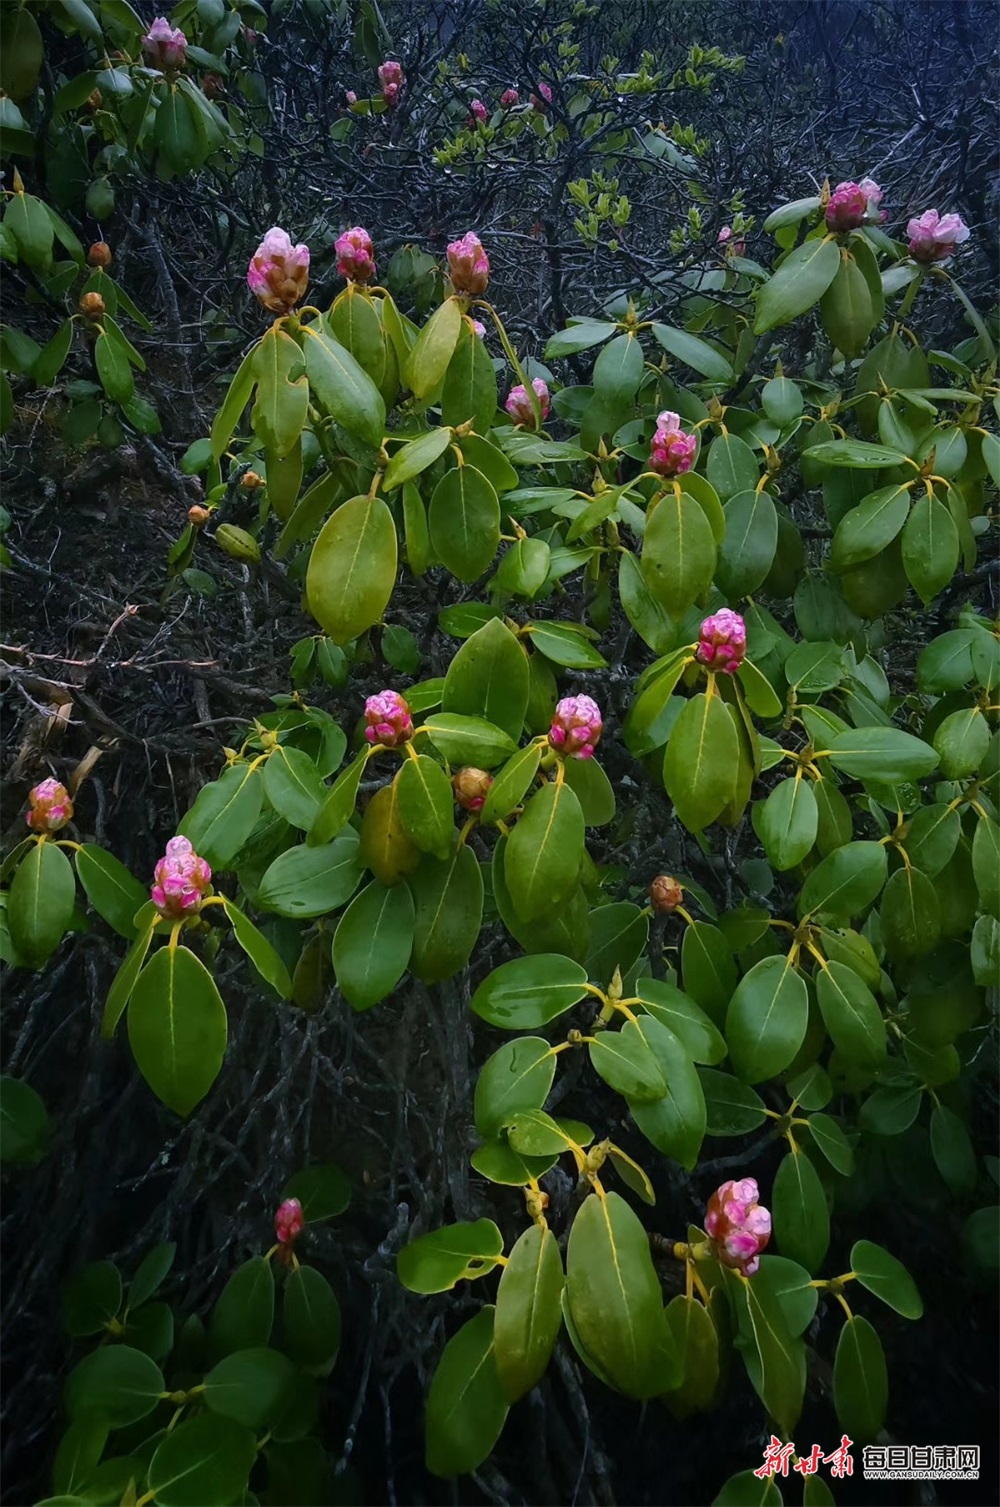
[728,1273,805,1434]
[592,332,645,402]
[706,433,759,503]
[282,1163,351,1221]
[803,438,908,468]
[211,343,258,459]
[262,745,326,831]
[258,831,364,918]
[480,743,542,824]
[901,491,959,602]
[623,648,690,756]
[699,1068,767,1135]
[179,763,263,868]
[300,324,384,448]
[726,955,809,1083]
[651,322,733,381]
[33,320,74,387]
[544,320,617,358]
[425,1306,509,1478]
[129,1243,177,1308]
[203,1347,296,1428]
[218,896,291,999]
[850,1239,923,1318]
[398,1220,504,1293]
[495,535,552,597]
[63,1260,122,1337]
[51,1418,108,1497]
[8,840,76,967]
[566,1192,676,1398]
[408,296,463,399]
[833,1315,886,1442]
[526,621,608,669]
[442,617,529,742]
[590,1020,668,1101]
[442,318,498,435]
[930,1102,977,1195]
[713,1472,783,1506]
[382,427,452,492]
[831,484,912,570]
[716,489,778,598]
[208,1257,274,1360]
[682,922,737,1025]
[880,864,941,959]
[507,1110,593,1156]
[772,1147,829,1273]
[664,692,738,832]
[333,878,414,1010]
[585,901,647,983]
[470,1139,557,1186]
[309,752,368,847]
[410,844,483,983]
[633,978,727,1064]
[618,548,678,654]
[753,1255,819,1337]
[504,779,585,920]
[933,706,990,780]
[562,755,616,826]
[820,249,876,357]
[763,196,822,232]
[628,1015,707,1169]
[973,813,1000,917]
[64,1345,163,1427]
[282,1265,342,1373]
[826,726,939,782]
[146,1415,256,1507]
[474,1037,556,1137]
[799,841,888,920]
[306,494,397,645]
[642,490,716,616]
[251,327,308,457]
[494,1225,564,1403]
[127,945,227,1116]
[815,961,886,1068]
[423,712,516,768]
[101,918,157,1038]
[0,1076,50,1165]
[754,237,841,333]
[661,1295,719,1419]
[755,777,818,871]
[428,463,501,581]
[0,5,43,99]
[471,952,588,1029]
[396,756,455,859]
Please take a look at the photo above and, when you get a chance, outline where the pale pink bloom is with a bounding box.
[447,232,490,296]
[536,81,552,103]
[549,695,603,760]
[717,226,732,242]
[858,177,883,206]
[469,99,488,125]
[379,59,403,105]
[696,609,747,675]
[505,378,550,428]
[705,1177,771,1277]
[382,83,400,106]
[150,836,212,919]
[825,181,869,232]
[26,778,74,834]
[247,226,310,314]
[275,1198,304,1244]
[906,208,970,262]
[336,225,376,284]
[649,410,697,477]
[364,691,413,747]
[142,16,187,69]
[500,88,520,108]
[718,226,746,256]
[345,90,357,106]
[471,319,487,338]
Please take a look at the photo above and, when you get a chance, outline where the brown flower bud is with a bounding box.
[79,291,105,318]
[87,241,112,268]
[86,89,102,110]
[202,72,224,99]
[241,470,264,490]
[188,505,210,527]
[650,874,684,914]
[452,766,492,812]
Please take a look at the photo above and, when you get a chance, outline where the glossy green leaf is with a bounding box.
[217,896,292,999]
[682,922,737,1025]
[474,1037,556,1137]
[442,318,497,435]
[633,978,727,1064]
[470,953,588,1029]
[262,745,326,831]
[283,1265,342,1373]
[382,426,452,492]
[972,813,1000,918]
[728,1272,805,1435]
[257,831,364,918]
[816,960,886,1068]
[664,692,739,832]
[754,236,841,333]
[772,1147,829,1273]
[652,322,733,381]
[590,1020,668,1101]
[8,840,75,968]
[930,1102,977,1195]
[642,490,716,616]
[395,756,455,860]
[398,1219,504,1293]
[332,878,414,1010]
[306,494,397,645]
[699,1068,767,1135]
[407,296,462,398]
[74,844,146,939]
[726,955,809,1083]
[661,1294,719,1418]
[300,324,385,448]
[755,776,818,871]
[208,1257,274,1361]
[831,484,911,570]
[203,1347,295,1428]
[63,1261,122,1338]
[146,1414,256,1507]
[880,864,941,959]
[127,944,227,1116]
[799,841,888,921]
[480,743,542,824]
[308,752,368,847]
[64,1345,163,1427]
[494,1225,564,1402]
[902,492,959,603]
[442,616,529,741]
[585,901,648,984]
[628,1014,707,1169]
[425,1306,509,1478]
[409,844,483,984]
[504,779,585,920]
[423,712,516,768]
[716,489,778,597]
[179,762,263,869]
[850,1240,923,1318]
[833,1315,886,1443]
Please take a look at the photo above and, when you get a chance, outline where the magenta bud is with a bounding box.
[696,609,746,676]
[275,1197,304,1244]
[446,231,490,296]
[247,226,310,315]
[824,180,870,232]
[649,410,697,477]
[906,208,970,263]
[548,695,603,760]
[336,225,376,284]
[150,835,212,919]
[505,378,550,428]
[142,16,187,69]
[705,1178,771,1277]
[364,690,413,748]
[26,778,74,834]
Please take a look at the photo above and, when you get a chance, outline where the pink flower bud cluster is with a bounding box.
[345,90,357,106]
[142,16,187,70]
[336,225,376,284]
[275,1197,304,1244]
[649,411,697,477]
[151,836,212,919]
[505,378,550,428]
[471,319,487,338]
[468,99,488,126]
[825,178,882,232]
[696,609,746,675]
[717,226,746,257]
[500,88,520,108]
[364,691,413,748]
[705,1177,771,1277]
[446,232,490,296]
[906,208,970,263]
[453,767,493,812]
[247,227,310,315]
[548,695,603,760]
[532,81,553,111]
[26,778,74,834]
[379,59,404,107]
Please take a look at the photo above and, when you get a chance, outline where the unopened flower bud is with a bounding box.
[247,226,310,315]
[824,181,870,232]
[650,875,684,914]
[468,99,488,125]
[142,16,187,70]
[453,766,493,811]
[242,470,264,490]
[906,208,970,263]
[79,291,105,318]
[505,378,550,429]
[548,695,603,760]
[705,1177,771,1277]
[188,504,210,527]
[335,225,376,284]
[86,88,102,110]
[378,58,404,106]
[345,90,357,106]
[151,835,212,918]
[696,609,746,675]
[364,690,413,747]
[649,410,697,477]
[275,1197,304,1244]
[500,88,520,108]
[446,231,489,296]
[87,241,112,269]
[202,72,224,99]
[26,778,74,833]
[532,80,553,111]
